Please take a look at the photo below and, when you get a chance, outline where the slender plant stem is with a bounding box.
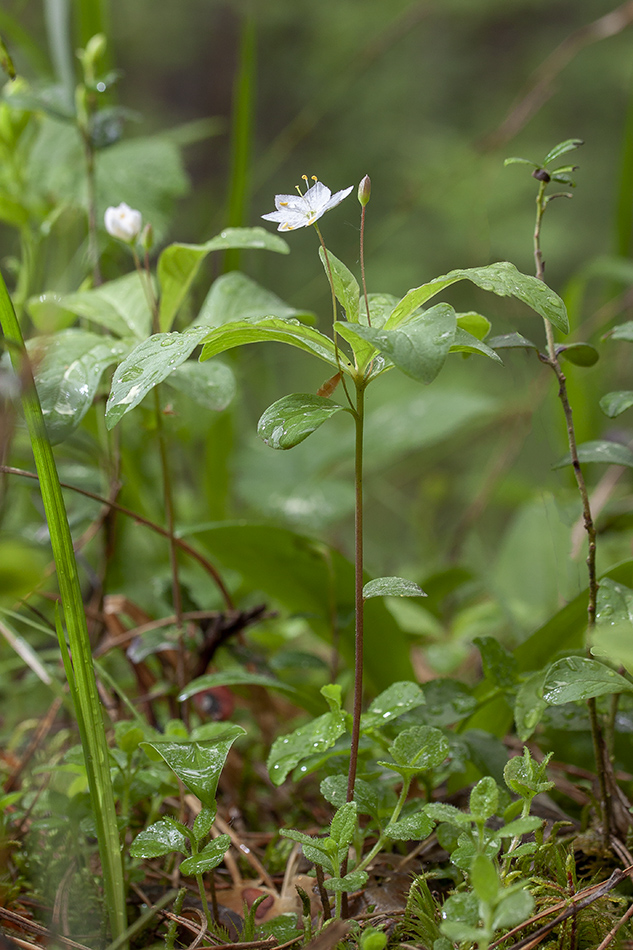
[0,269,127,945]
[533,178,609,842]
[346,379,366,804]
[359,204,371,326]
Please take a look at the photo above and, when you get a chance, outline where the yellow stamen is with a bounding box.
[311,176,318,182]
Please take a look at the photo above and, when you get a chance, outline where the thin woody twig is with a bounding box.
[0,464,234,609]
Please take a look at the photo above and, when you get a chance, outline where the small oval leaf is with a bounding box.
[179,835,231,876]
[599,390,633,418]
[542,657,633,704]
[553,440,633,469]
[556,342,599,367]
[130,819,188,859]
[363,577,427,599]
[257,393,345,449]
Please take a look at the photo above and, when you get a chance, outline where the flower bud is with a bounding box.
[139,222,154,252]
[104,203,143,243]
[358,174,371,206]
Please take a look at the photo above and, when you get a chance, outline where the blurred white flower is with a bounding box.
[262,178,353,231]
[104,203,143,242]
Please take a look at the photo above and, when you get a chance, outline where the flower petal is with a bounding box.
[304,181,332,211]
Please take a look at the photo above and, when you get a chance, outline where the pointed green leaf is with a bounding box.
[257,393,346,450]
[471,854,499,903]
[193,806,216,842]
[361,681,426,730]
[503,157,539,168]
[199,316,343,371]
[28,330,129,442]
[513,671,548,742]
[29,273,153,340]
[330,801,357,849]
[553,440,633,469]
[386,262,569,334]
[600,390,633,418]
[336,303,457,384]
[267,711,346,786]
[129,819,188,859]
[194,270,313,327]
[542,657,633,704]
[363,576,427,599]
[158,228,289,331]
[470,776,499,821]
[140,727,245,808]
[495,816,543,838]
[556,342,599,367]
[164,360,235,411]
[179,835,231,875]
[178,669,311,710]
[105,326,209,428]
[543,138,583,166]
[488,332,538,351]
[450,328,503,362]
[319,247,360,323]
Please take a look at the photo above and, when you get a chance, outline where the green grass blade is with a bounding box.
[0,269,127,946]
[224,14,256,273]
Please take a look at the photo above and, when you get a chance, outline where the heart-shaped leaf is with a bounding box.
[140,727,245,808]
[257,393,346,449]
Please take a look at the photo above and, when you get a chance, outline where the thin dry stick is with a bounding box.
[595,901,633,950]
[489,867,631,950]
[0,464,234,609]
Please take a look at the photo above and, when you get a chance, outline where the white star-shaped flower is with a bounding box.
[262,179,353,231]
